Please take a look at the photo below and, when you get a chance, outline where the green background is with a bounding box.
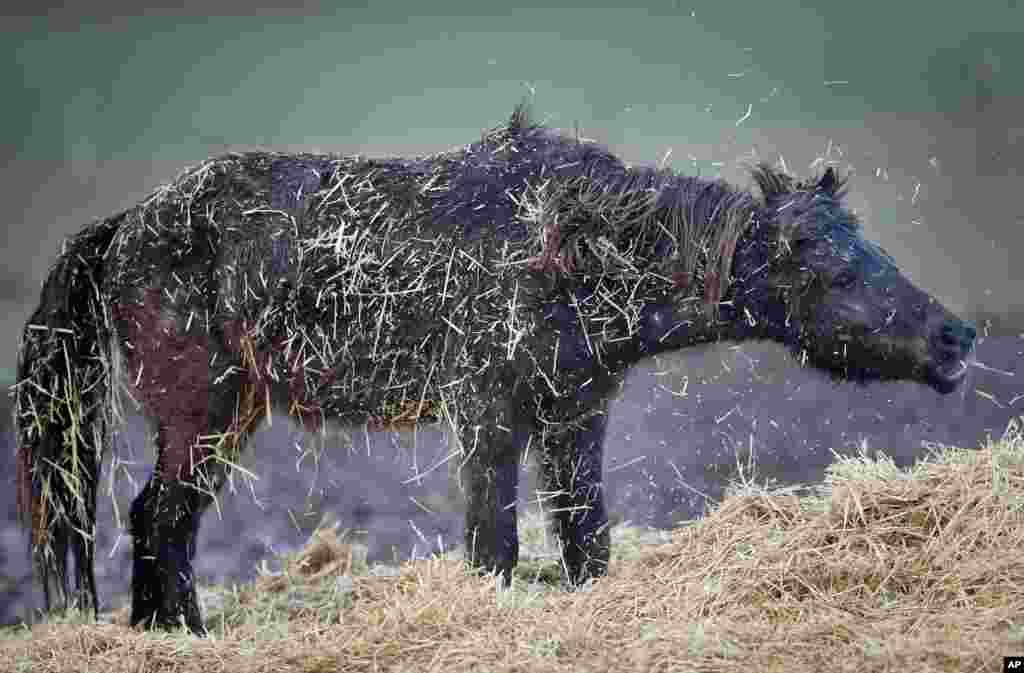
[2,0,1022,379]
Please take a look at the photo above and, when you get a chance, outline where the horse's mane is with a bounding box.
[507,103,759,313]
[503,102,855,316]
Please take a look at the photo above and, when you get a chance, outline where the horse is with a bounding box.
[14,103,976,634]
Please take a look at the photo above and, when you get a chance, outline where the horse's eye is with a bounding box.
[832,271,858,288]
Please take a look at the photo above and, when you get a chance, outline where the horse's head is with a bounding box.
[734,165,975,394]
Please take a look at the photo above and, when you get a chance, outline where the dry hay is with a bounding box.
[5,418,1024,672]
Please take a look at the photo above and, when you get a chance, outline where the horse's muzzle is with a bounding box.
[925,318,976,394]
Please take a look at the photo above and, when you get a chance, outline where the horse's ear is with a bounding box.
[817,167,837,194]
[509,100,532,133]
[751,163,793,202]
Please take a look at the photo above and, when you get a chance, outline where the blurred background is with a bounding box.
[1,0,1021,625]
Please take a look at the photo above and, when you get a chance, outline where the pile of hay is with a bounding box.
[4,418,1024,672]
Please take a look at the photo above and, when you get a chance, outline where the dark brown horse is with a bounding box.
[15,103,975,634]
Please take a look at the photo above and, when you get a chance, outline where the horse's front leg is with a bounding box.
[539,401,612,586]
[459,397,535,585]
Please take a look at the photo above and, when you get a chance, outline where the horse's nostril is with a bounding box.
[941,320,976,352]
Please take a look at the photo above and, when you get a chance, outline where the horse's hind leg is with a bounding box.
[128,476,160,627]
[113,281,267,633]
[129,380,263,634]
[129,462,205,633]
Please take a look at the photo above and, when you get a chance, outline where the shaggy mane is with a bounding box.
[508,102,762,315]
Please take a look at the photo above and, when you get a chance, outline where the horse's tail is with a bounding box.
[13,211,125,618]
